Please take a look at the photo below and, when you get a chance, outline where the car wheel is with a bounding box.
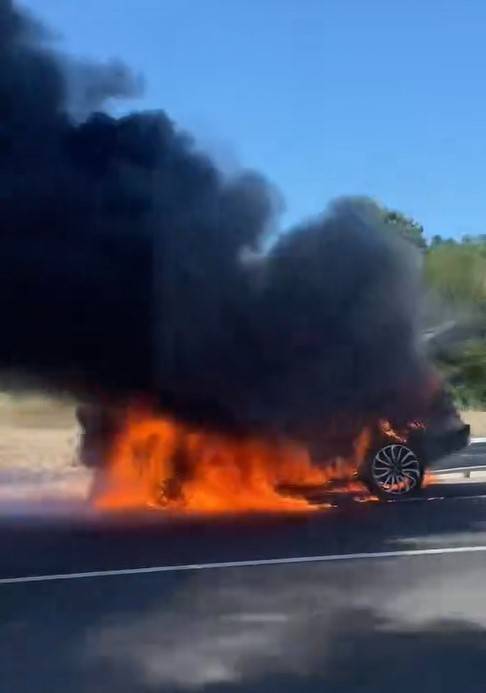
[363,443,424,500]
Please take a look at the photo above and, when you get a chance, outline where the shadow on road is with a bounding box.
[3,562,486,693]
[241,610,486,693]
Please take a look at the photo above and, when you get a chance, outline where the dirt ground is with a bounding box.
[0,394,90,505]
[459,410,486,438]
[0,393,76,430]
[0,395,77,465]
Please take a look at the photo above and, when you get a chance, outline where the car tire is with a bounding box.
[362,443,424,500]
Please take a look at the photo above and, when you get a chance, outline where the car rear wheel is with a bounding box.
[364,443,424,500]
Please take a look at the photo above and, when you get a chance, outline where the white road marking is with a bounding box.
[3,544,486,585]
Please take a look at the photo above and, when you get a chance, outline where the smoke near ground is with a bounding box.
[0,0,431,448]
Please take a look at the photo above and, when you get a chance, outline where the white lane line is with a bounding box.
[3,544,486,585]
[471,438,486,444]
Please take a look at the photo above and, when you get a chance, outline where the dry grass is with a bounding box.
[0,394,91,506]
[459,410,486,437]
[0,394,77,469]
[0,392,76,429]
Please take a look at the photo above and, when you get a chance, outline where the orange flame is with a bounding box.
[93,409,372,514]
[379,419,407,443]
[424,469,437,487]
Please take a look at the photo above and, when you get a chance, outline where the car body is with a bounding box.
[76,389,470,503]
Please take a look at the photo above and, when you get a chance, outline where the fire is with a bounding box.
[424,469,437,487]
[379,419,407,443]
[93,409,371,514]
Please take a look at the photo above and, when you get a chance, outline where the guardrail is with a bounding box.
[434,438,486,478]
[434,464,486,478]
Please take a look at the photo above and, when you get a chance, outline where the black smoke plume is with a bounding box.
[0,0,431,447]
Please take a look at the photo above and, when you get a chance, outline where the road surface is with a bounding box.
[2,442,486,692]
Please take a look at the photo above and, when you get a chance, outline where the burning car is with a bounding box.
[77,386,470,511]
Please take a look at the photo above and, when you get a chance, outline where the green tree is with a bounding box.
[436,339,486,408]
[382,208,427,250]
[430,234,458,247]
[425,243,486,308]
[425,239,486,407]
[376,201,486,406]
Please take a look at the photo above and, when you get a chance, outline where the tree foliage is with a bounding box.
[425,242,486,308]
[381,208,427,249]
[436,339,486,408]
[381,202,486,407]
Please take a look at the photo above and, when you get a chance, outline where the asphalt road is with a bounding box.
[3,443,486,692]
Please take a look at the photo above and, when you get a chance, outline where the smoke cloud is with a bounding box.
[0,0,430,447]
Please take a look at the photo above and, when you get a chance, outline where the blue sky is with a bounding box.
[22,0,486,238]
